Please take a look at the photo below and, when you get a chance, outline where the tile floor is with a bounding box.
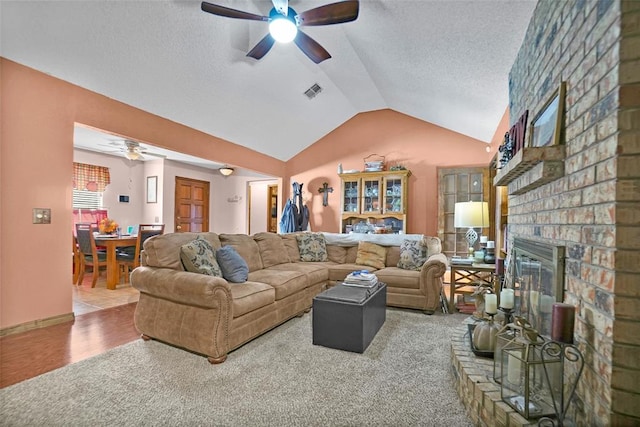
[72,274,139,315]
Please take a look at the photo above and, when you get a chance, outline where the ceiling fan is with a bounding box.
[101,140,164,161]
[200,0,359,63]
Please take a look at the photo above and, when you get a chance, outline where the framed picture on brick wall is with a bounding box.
[529,82,566,148]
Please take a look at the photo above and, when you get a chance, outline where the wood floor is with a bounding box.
[0,276,141,389]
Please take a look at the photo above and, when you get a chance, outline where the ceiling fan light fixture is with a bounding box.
[125,150,141,160]
[219,166,234,176]
[269,16,297,43]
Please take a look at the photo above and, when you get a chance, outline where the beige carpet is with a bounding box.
[1,308,472,426]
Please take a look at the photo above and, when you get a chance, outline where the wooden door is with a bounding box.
[437,167,490,258]
[175,177,210,232]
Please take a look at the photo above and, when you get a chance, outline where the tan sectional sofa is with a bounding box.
[130,231,448,364]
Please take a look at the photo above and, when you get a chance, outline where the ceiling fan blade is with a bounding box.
[201,2,268,21]
[298,0,359,26]
[294,30,331,64]
[247,34,276,60]
[271,0,288,16]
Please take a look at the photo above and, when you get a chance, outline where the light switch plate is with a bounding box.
[33,208,51,224]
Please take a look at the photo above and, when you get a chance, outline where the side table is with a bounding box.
[449,262,496,313]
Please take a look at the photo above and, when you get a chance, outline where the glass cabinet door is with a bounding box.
[383,176,404,213]
[342,179,359,213]
[361,177,381,214]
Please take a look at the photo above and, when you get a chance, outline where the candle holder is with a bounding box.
[499,307,514,326]
[537,341,585,427]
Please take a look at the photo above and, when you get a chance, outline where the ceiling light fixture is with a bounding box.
[219,166,234,176]
[125,150,141,160]
[268,9,297,43]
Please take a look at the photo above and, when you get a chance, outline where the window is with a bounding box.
[73,189,103,209]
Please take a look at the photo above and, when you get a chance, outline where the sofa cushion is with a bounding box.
[142,232,221,270]
[229,282,275,318]
[281,234,301,263]
[344,246,358,264]
[375,267,421,290]
[248,269,308,300]
[180,236,222,277]
[385,246,401,267]
[253,232,291,267]
[397,239,428,271]
[267,262,330,286]
[326,245,347,264]
[355,241,387,269]
[219,234,263,272]
[296,233,328,262]
[216,246,249,283]
[326,263,376,282]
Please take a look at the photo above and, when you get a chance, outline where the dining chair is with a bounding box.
[75,223,108,287]
[118,224,165,281]
[72,234,82,285]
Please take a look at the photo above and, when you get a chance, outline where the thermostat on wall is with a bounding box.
[119,195,130,203]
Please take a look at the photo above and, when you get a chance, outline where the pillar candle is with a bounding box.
[507,354,522,385]
[487,240,495,249]
[552,303,575,344]
[485,294,498,314]
[480,236,488,244]
[500,288,514,309]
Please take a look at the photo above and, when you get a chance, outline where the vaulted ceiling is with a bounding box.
[1,0,537,162]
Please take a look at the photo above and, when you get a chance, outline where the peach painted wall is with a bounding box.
[286,109,497,236]
[0,58,285,330]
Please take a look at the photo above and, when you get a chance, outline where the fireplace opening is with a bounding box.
[506,238,565,337]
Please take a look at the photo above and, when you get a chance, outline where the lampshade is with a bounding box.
[219,166,234,176]
[454,201,489,228]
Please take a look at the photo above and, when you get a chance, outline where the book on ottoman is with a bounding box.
[343,270,378,288]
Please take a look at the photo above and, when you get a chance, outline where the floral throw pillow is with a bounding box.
[355,241,387,270]
[295,233,328,262]
[397,239,428,271]
[180,236,222,277]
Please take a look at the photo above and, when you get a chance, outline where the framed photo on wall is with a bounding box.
[529,81,566,148]
[146,176,157,204]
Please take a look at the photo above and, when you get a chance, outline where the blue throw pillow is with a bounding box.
[216,245,249,283]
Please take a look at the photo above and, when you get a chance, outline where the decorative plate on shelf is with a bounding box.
[342,169,359,173]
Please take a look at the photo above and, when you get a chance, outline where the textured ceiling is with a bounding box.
[0,0,537,162]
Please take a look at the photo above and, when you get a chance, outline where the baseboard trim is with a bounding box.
[0,312,75,337]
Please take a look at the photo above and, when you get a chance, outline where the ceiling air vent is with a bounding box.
[304,83,323,100]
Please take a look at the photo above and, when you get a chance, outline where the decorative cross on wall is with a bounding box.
[318,182,333,207]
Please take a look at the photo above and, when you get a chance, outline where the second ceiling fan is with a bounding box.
[201,0,359,64]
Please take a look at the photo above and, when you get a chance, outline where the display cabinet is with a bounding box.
[339,170,410,234]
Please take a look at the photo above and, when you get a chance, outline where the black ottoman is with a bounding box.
[312,283,386,353]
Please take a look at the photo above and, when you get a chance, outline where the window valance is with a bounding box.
[73,162,111,192]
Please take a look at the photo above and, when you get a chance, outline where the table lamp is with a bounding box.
[454,201,489,258]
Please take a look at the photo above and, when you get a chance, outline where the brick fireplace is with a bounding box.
[453,1,640,425]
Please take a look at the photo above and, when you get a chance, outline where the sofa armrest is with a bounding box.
[131,266,233,361]
[131,266,232,309]
[418,253,448,313]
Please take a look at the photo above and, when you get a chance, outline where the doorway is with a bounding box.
[267,184,278,233]
[175,176,210,232]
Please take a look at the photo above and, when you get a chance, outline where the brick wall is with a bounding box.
[506,1,639,425]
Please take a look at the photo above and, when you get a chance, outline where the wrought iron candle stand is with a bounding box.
[499,307,514,326]
[537,341,585,427]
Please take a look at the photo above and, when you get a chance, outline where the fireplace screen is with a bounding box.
[507,238,565,337]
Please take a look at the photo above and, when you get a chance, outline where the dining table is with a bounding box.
[94,234,138,290]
